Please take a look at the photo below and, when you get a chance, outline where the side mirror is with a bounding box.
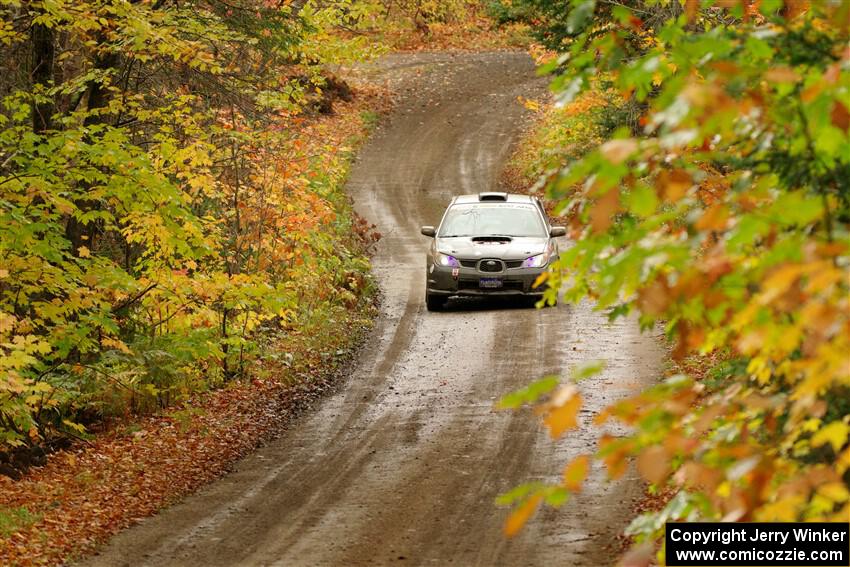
[420,226,436,237]
[549,226,566,238]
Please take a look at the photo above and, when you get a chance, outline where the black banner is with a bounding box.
[666,523,850,566]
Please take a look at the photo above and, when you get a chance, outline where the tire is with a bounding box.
[426,293,447,311]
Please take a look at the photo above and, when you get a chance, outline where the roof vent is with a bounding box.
[478,192,508,202]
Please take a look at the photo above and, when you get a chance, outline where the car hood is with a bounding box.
[436,236,549,260]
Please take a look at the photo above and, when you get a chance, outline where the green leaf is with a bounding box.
[495,482,545,506]
[566,0,596,34]
[497,376,560,409]
[626,183,658,217]
[571,361,605,382]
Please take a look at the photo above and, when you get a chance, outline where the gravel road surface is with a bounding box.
[82,51,664,567]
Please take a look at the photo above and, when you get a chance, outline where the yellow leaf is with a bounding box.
[102,337,131,354]
[746,356,771,385]
[755,495,804,521]
[532,271,549,289]
[811,421,849,452]
[77,246,90,258]
[759,264,803,305]
[562,455,589,492]
[62,419,87,434]
[521,97,540,112]
[504,493,542,537]
[817,482,850,503]
[838,447,850,474]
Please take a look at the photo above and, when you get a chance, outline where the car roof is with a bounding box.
[451,193,537,205]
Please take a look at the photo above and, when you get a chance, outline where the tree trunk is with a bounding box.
[30,21,54,133]
[64,50,121,253]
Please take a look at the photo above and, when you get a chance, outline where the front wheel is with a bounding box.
[426,293,447,311]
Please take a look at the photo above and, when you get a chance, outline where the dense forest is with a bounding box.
[0,0,392,457]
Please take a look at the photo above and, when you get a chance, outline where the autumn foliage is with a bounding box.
[0,0,384,461]
[499,0,850,561]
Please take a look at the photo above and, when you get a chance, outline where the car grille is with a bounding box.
[478,259,504,273]
[458,259,524,270]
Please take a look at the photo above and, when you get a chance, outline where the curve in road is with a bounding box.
[81,51,665,567]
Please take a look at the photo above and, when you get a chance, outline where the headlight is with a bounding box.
[523,251,549,268]
[436,253,460,268]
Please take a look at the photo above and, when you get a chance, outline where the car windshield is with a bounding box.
[438,203,546,238]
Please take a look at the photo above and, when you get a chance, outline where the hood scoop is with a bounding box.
[471,236,512,244]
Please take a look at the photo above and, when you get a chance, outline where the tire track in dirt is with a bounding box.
[80,51,665,567]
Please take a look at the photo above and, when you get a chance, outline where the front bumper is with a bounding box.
[426,262,547,296]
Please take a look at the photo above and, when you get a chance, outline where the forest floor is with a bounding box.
[76,51,666,567]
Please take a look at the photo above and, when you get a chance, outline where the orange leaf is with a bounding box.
[656,169,692,202]
[760,263,803,304]
[600,138,637,165]
[541,386,582,439]
[695,204,729,231]
[621,543,655,567]
[782,1,810,20]
[599,434,631,480]
[710,61,739,76]
[684,0,698,22]
[589,187,620,234]
[562,455,590,492]
[831,101,850,131]
[636,446,670,485]
[594,407,612,425]
[765,67,801,83]
[504,493,542,537]
[636,277,670,317]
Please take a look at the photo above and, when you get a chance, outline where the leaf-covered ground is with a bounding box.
[0,310,376,566]
[371,14,531,52]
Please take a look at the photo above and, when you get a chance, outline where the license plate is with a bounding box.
[479,277,503,289]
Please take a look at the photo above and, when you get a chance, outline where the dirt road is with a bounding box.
[82,52,664,567]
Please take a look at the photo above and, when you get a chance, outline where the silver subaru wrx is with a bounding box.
[420,192,565,311]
